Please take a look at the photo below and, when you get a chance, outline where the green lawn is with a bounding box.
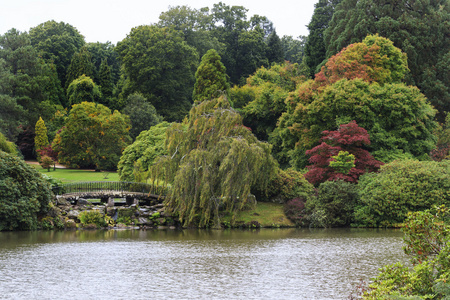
[30,164,119,183]
[225,202,294,228]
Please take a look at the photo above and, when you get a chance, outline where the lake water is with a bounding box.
[0,228,407,300]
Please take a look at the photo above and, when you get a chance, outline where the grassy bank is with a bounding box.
[225,202,294,228]
[29,163,119,183]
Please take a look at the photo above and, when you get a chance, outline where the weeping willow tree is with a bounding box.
[150,95,278,228]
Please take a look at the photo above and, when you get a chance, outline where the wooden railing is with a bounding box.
[52,181,168,197]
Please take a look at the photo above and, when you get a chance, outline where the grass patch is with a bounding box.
[225,202,294,228]
[30,164,119,183]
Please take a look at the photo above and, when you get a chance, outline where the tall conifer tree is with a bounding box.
[34,117,49,153]
[192,49,229,103]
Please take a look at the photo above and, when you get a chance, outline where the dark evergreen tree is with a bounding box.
[281,35,307,65]
[266,30,284,65]
[304,0,342,78]
[98,59,113,106]
[65,46,94,90]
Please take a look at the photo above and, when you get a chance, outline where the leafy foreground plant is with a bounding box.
[0,151,52,231]
[363,205,450,299]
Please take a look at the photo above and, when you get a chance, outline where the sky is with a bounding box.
[0,0,317,44]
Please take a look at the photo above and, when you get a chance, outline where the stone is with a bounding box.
[106,197,114,207]
[66,210,80,219]
[77,198,89,205]
[56,196,70,206]
[138,217,150,225]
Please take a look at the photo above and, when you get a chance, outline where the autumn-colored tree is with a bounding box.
[315,34,408,85]
[150,96,278,228]
[304,121,383,185]
[37,145,58,171]
[34,117,49,154]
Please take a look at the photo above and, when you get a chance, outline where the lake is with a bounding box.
[0,228,407,299]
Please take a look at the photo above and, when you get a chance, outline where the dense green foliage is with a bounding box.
[324,0,450,120]
[355,160,450,227]
[150,96,278,228]
[65,46,94,90]
[0,132,17,155]
[0,151,52,230]
[29,20,85,91]
[265,168,314,203]
[118,122,169,182]
[121,93,163,140]
[0,28,63,129]
[66,75,102,106]
[116,25,198,121]
[234,62,305,142]
[53,102,131,170]
[306,180,359,227]
[192,49,229,103]
[364,205,450,299]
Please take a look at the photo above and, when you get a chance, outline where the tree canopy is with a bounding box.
[149,96,278,228]
[53,102,131,170]
[324,0,450,120]
[276,36,436,169]
[192,49,229,103]
[116,25,198,122]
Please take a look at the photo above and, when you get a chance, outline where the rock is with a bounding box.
[169,226,176,230]
[77,198,89,205]
[66,210,80,219]
[107,197,114,207]
[56,197,70,206]
[65,219,77,229]
[138,217,150,225]
[157,226,168,230]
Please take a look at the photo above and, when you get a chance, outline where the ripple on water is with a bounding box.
[0,229,407,300]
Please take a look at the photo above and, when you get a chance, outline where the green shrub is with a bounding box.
[78,210,107,228]
[355,160,450,227]
[0,151,52,231]
[0,132,18,155]
[306,180,359,227]
[263,168,314,203]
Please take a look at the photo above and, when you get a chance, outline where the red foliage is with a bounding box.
[37,145,58,162]
[305,121,383,185]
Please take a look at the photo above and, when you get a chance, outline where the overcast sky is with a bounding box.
[1,0,317,44]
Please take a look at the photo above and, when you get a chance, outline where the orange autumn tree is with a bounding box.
[315,34,408,85]
[275,35,436,169]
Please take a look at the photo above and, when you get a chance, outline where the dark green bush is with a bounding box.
[306,180,359,227]
[0,151,53,230]
[354,159,450,227]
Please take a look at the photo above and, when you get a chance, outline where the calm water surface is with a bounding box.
[0,228,407,300]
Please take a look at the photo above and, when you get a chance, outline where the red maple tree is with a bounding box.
[304,121,383,185]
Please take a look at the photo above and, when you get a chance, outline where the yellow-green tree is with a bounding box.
[150,96,278,228]
[34,117,49,153]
